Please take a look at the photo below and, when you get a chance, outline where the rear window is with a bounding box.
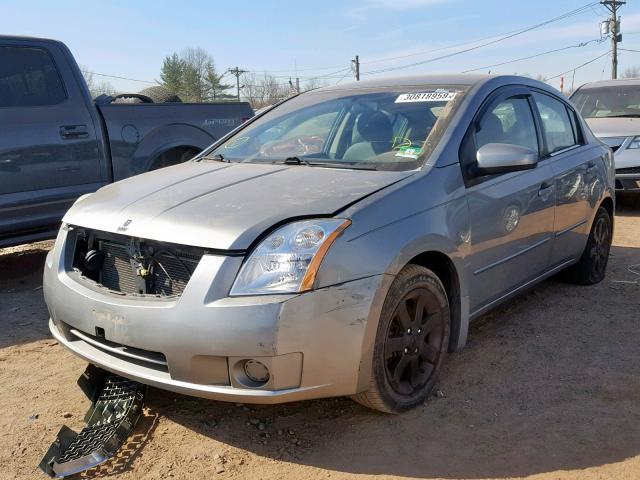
[0,46,66,108]
[571,84,640,118]
[533,93,577,154]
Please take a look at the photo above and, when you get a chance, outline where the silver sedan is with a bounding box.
[44,74,614,413]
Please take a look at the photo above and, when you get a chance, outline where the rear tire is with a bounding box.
[352,265,450,413]
[561,206,612,285]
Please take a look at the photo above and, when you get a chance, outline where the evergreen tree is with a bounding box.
[159,48,233,102]
[159,53,184,96]
[205,64,234,100]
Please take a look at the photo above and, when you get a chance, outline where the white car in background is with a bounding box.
[572,78,640,192]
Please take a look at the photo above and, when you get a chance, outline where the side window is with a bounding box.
[532,92,577,154]
[475,96,539,154]
[0,46,66,108]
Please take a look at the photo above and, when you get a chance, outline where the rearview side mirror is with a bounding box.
[474,143,538,176]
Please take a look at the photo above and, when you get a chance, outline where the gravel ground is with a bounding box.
[1,198,639,480]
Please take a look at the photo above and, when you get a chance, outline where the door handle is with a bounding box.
[59,125,89,139]
[538,182,554,199]
[586,161,597,174]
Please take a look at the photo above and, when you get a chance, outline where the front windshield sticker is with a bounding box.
[395,91,457,103]
[395,145,421,159]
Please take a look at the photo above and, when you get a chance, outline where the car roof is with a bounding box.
[314,74,509,92]
[578,78,640,89]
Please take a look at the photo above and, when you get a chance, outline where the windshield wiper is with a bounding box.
[601,114,640,118]
[284,156,312,166]
[281,157,377,171]
[201,153,230,163]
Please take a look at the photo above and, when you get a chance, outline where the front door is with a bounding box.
[0,43,103,238]
[463,90,556,314]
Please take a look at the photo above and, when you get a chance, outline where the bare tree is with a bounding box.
[241,73,289,109]
[302,78,328,92]
[81,67,116,98]
[622,66,640,78]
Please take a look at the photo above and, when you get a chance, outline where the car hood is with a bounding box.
[584,117,640,138]
[64,161,413,250]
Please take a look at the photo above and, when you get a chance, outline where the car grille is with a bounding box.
[70,228,204,297]
[616,166,640,174]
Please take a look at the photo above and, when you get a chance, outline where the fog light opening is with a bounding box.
[243,360,270,384]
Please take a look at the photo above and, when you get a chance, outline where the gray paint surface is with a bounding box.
[44,74,614,404]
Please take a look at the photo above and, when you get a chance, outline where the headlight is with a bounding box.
[230,218,351,295]
[628,136,640,149]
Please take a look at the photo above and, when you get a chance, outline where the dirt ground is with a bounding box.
[1,198,639,480]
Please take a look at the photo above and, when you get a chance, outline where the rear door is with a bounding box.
[0,41,103,239]
[530,91,600,265]
[462,87,556,314]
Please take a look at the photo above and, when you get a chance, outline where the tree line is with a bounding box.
[86,46,640,107]
[82,46,328,108]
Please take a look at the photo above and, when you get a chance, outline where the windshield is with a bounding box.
[571,85,640,118]
[204,86,468,171]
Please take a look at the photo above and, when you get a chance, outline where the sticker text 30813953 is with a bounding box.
[395,91,457,103]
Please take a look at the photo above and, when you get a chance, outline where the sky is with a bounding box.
[2,0,640,94]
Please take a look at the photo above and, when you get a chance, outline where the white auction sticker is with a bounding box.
[395,91,456,103]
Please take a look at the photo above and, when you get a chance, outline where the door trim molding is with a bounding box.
[470,257,576,319]
[554,219,588,237]
[473,236,551,275]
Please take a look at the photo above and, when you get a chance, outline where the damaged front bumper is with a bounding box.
[44,227,389,404]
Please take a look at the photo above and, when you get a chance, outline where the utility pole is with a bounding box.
[352,55,360,81]
[601,0,625,79]
[227,66,247,101]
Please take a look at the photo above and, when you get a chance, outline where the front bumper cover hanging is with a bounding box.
[39,365,146,478]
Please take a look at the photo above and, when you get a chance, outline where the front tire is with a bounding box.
[562,206,613,285]
[352,265,450,413]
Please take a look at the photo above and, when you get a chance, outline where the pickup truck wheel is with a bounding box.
[561,206,612,285]
[352,265,450,413]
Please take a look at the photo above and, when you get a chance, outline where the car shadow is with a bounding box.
[0,242,52,348]
[151,243,640,478]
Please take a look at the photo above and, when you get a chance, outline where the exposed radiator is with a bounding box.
[71,229,204,298]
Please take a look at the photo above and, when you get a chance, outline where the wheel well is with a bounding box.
[408,251,462,352]
[600,196,614,219]
[149,146,202,170]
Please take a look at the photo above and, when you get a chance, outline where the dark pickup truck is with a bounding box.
[0,36,253,247]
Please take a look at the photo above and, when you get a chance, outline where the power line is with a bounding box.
[461,38,606,73]
[362,3,596,67]
[362,2,599,76]
[84,71,158,84]
[543,51,610,81]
